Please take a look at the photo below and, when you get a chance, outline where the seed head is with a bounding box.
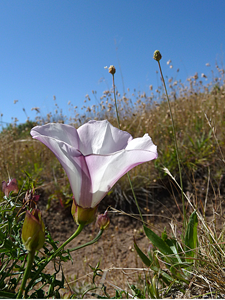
[153,50,162,62]
[108,65,116,75]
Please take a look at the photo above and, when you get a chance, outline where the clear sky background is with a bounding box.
[0,0,225,127]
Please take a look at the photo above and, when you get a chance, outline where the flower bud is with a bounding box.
[71,201,98,226]
[153,50,162,62]
[108,65,116,75]
[2,178,19,197]
[96,211,110,230]
[22,209,45,252]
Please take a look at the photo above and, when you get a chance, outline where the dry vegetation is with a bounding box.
[1,62,225,298]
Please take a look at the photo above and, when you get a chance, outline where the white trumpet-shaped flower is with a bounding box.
[30,120,157,209]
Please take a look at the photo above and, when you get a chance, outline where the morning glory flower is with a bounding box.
[30,120,157,210]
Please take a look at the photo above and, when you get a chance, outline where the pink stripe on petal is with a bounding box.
[85,145,157,207]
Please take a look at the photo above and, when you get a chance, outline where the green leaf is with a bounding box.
[165,238,183,263]
[143,225,174,258]
[134,238,151,267]
[184,210,198,262]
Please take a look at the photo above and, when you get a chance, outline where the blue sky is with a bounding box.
[0,0,225,126]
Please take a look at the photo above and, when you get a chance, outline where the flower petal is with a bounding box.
[31,123,80,149]
[31,132,92,206]
[77,120,132,155]
[31,121,158,209]
[85,134,157,207]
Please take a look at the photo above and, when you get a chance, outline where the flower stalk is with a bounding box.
[153,50,186,229]
[109,65,144,223]
[109,66,120,129]
[16,250,35,299]
[68,229,104,253]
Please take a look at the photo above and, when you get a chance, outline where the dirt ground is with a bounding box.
[37,175,225,298]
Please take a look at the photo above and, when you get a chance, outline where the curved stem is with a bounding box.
[26,224,84,293]
[17,250,35,299]
[68,229,104,252]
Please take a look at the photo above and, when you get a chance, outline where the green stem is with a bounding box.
[25,224,84,294]
[15,258,26,289]
[127,172,144,222]
[68,229,104,252]
[157,60,186,229]
[112,74,120,129]
[112,73,144,223]
[17,250,35,299]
